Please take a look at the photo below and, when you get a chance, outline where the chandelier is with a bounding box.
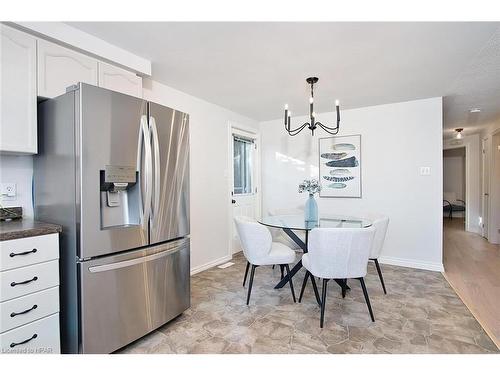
[284,77,341,136]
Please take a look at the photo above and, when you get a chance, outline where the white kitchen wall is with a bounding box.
[260,97,444,271]
[0,155,34,217]
[142,78,259,274]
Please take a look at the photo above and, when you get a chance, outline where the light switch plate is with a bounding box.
[0,183,17,200]
[419,167,431,176]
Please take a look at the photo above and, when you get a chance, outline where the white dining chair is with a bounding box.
[366,215,390,294]
[299,227,376,327]
[234,216,297,305]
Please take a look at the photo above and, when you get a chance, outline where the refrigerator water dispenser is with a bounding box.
[100,165,140,228]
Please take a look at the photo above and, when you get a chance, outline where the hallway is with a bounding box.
[443,219,500,349]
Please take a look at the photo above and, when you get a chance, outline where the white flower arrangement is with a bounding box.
[298,178,321,196]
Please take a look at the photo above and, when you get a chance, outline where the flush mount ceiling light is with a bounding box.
[455,128,464,139]
[284,77,341,136]
[469,108,481,113]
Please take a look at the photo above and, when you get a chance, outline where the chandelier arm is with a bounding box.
[288,123,309,136]
[287,122,309,134]
[316,122,340,135]
[316,122,340,131]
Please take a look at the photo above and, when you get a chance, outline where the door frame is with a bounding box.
[443,143,470,231]
[482,137,490,239]
[227,122,261,257]
[487,128,500,243]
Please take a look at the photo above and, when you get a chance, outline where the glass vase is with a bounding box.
[305,194,318,223]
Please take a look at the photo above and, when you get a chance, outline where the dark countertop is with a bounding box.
[0,219,62,241]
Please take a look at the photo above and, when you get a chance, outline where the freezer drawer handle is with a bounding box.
[10,304,38,317]
[88,245,185,273]
[10,248,37,257]
[10,334,38,348]
[10,276,38,287]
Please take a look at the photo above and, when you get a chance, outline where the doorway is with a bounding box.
[228,124,260,254]
[443,147,466,229]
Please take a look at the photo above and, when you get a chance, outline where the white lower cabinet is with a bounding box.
[0,313,60,354]
[98,61,143,98]
[0,286,59,333]
[0,234,60,354]
[37,39,98,98]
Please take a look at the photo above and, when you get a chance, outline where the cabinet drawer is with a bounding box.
[0,313,60,354]
[0,286,59,333]
[0,233,59,271]
[0,260,59,302]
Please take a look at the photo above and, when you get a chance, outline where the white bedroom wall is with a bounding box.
[142,78,259,274]
[260,97,444,271]
[443,155,465,200]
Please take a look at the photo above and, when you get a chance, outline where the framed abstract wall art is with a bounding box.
[319,134,362,198]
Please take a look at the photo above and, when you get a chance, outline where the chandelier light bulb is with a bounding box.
[335,100,340,106]
[285,104,288,110]
[309,97,314,103]
[288,111,292,117]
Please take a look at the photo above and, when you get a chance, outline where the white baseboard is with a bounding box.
[378,256,444,272]
[190,254,232,276]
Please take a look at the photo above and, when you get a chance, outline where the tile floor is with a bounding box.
[118,253,498,354]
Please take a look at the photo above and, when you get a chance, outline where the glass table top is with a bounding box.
[258,214,372,231]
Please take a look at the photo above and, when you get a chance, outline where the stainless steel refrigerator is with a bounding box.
[34,83,190,354]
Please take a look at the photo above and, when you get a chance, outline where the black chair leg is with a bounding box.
[285,264,296,302]
[320,279,329,328]
[246,265,257,305]
[272,265,275,269]
[298,271,310,303]
[243,261,250,287]
[279,265,284,279]
[358,277,375,322]
[310,275,322,306]
[373,259,387,294]
[342,278,347,298]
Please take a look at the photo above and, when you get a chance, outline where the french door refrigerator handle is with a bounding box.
[137,115,152,230]
[149,116,161,224]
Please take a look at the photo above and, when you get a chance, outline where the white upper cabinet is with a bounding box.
[37,39,98,98]
[98,61,143,98]
[0,25,37,154]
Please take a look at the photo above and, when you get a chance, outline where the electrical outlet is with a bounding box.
[0,183,17,201]
[419,167,431,176]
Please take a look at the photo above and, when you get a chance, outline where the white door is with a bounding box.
[0,25,37,154]
[37,39,98,98]
[231,130,259,254]
[482,138,490,239]
[98,61,143,98]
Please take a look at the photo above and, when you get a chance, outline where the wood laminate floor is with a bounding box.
[443,219,500,349]
[118,246,497,354]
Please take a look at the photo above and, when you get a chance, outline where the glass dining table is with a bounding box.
[258,214,372,291]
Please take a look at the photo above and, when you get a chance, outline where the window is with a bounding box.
[233,136,253,195]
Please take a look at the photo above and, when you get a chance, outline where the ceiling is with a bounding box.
[67,22,500,135]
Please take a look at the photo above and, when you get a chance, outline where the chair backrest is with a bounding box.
[366,215,389,259]
[443,192,457,203]
[307,227,375,279]
[234,216,272,264]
